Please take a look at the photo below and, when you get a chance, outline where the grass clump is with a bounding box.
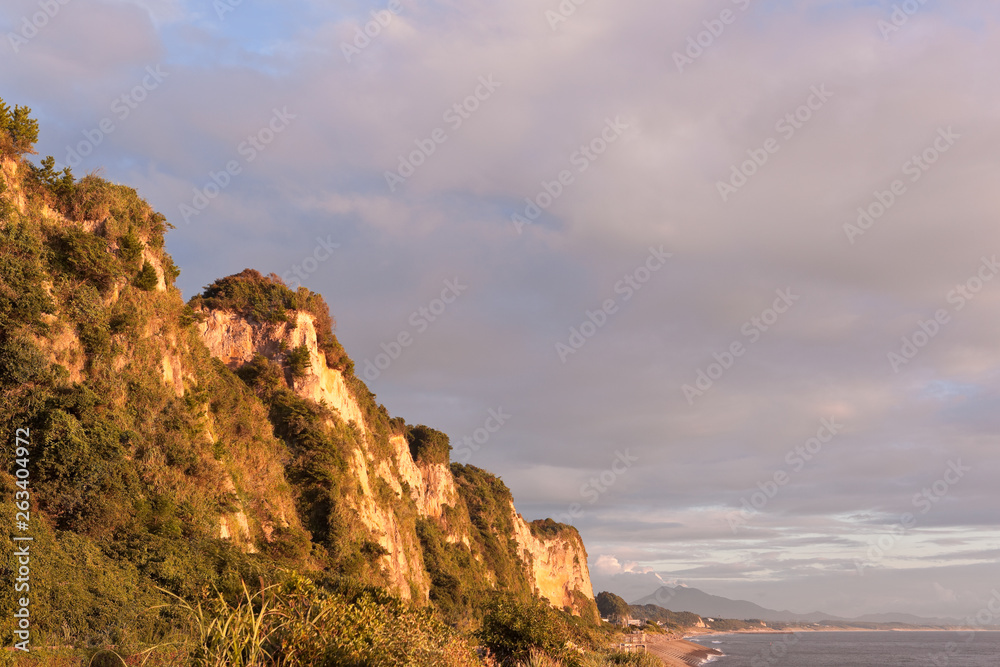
[165,575,481,667]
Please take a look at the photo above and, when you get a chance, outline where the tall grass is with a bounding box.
[160,581,279,667]
[159,575,481,667]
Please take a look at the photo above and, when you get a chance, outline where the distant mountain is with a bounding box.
[632,586,960,626]
[633,586,817,623]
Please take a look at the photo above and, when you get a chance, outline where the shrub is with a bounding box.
[118,229,144,267]
[67,175,168,243]
[134,260,159,291]
[476,593,573,665]
[192,269,296,324]
[0,336,52,388]
[407,424,452,465]
[51,227,120,293]
[0,220,54,332]
[286,344,312,379]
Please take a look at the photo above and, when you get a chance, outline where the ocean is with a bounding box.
[689,631,1000,666]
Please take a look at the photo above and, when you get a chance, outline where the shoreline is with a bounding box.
[645,637,724,667]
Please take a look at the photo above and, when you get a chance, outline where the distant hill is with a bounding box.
[632,586,962,627]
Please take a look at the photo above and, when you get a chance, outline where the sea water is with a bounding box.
[690,631,1000,666]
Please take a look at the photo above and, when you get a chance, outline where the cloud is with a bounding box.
[3,0,1000,618]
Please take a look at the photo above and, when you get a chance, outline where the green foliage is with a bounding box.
[476,593,574,665]
[194,269,295,323]
[67,175,170,245]
[117,228,144,267]
[166,574,481,667]
[134,260,159,291]
[0,97,39,155]
[30,155,75,209]
[51,226,121,292]
[529,517,577,541]
[286,343,312,379]
[452,464,534,601]
[407,423,452,465]
[0,219,55,333]
[416,517,482,625]
[0,335,53,388]
[235,355,391,580]
[595,592,631,623]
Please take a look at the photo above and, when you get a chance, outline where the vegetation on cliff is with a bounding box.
[0,98,614,666]
[190,269,351,373]
[596,592,631,623]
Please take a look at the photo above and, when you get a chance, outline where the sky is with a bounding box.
[3,0,999,620]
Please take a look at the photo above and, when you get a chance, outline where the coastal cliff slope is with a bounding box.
[0,143,596,648]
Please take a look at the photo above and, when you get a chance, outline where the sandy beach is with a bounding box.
[645,637,724,667]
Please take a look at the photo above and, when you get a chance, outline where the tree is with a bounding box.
[596,591,632,624]
[286,343,312,379]
[32,155,76,206]
[0,97,39,156]
[133,260,159,291]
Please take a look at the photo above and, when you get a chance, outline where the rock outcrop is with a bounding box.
[511,505,596,617]
[198,310,367,431]
[196,306,595,613]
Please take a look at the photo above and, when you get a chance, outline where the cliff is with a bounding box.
[193,286,595,616]
[511,510,596,619]
[0,140,595,649]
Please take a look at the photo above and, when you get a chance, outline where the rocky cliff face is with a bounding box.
[198,310,367,431]
[196,306,595,613]
[510,505,596,617]
[1,137,599,646]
